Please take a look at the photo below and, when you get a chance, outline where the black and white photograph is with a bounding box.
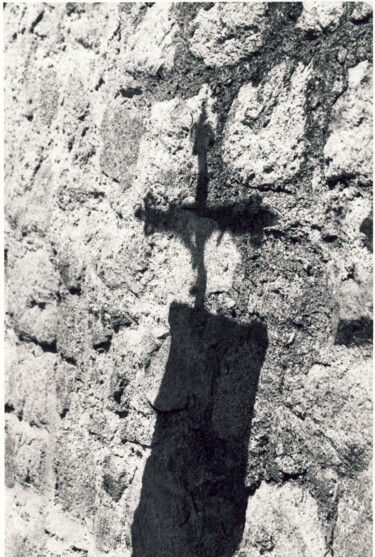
[3,2,373,556]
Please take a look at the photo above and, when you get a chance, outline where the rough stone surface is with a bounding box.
[350,2,373,23]
[236,482,326,556]
[4,3,373,557]
[189,3,269,68]
[324,60,373,186]
[222,61,311,188]
[6,248,60,346]
[332,467,373,557]
[297,2,345,33]
[124,3,179,75]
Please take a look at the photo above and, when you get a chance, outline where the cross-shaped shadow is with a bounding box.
[131,101,276,556]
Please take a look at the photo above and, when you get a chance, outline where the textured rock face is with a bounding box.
[223,61,311,188]
[297,2,345,33]
[237,482,326,556]
[189,3,269,67]
[4,3,373,557]
[324,60,373,185]
[124,3,179,75]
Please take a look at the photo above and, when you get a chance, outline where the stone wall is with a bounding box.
[4,3,373,556]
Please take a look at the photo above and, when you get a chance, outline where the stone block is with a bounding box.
[189,3,269,67]
[324,61,373,186]
[223,62,311,188]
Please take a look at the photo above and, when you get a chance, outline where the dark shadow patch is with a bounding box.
[102,473,126,502]
[61,353,77,366]
[16,332,58,354]
[335,317,373,346]
[38,340,58,353]
[118,87,143,99]
[360,213,373,252]
[93,337,112,353]
[131,304,268,557]
[112,314,134,333]
[71,547,88,555]
[66,3,87,16]
[59,408,69,419]
[321,231,339,243]
[136,192,276,250]
[95,77,105,91]
[29,10,44,33]
[68,285,81,296]
[113,376,128,405]
[114,409,129,419]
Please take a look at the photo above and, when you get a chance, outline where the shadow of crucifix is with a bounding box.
[131,100,276,557]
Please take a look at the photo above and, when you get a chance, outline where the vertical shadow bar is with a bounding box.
[131,304,268,557]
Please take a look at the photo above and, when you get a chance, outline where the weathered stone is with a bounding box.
[56,296,87,362]
[297,2,345,33]
[134,84,217,207]
[5,162,55,238]
[205,228,241,295]
[6,486,47,557]
[67,3,120,52]
[324,61,373,186]
[189,3,269,67]
[38,68,59,127]
[237,483,326,556]
[5,338,57,426]
[350,2,373,23]
[100,106,145,185]
[288,352,372,474]
[334,278,372,322]
[55,360,77,419]
[55,427,97,518]
[223,61,311,188]
[124,3,179,75]
[6,485,93,557]
[6,418,50,492]
[7,248,60,345]
[95,229,150,292]
[333,467,372,556]
[102,451,137,503]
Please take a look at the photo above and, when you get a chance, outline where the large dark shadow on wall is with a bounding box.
[131,101,275,556]
[131,305,268,557]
